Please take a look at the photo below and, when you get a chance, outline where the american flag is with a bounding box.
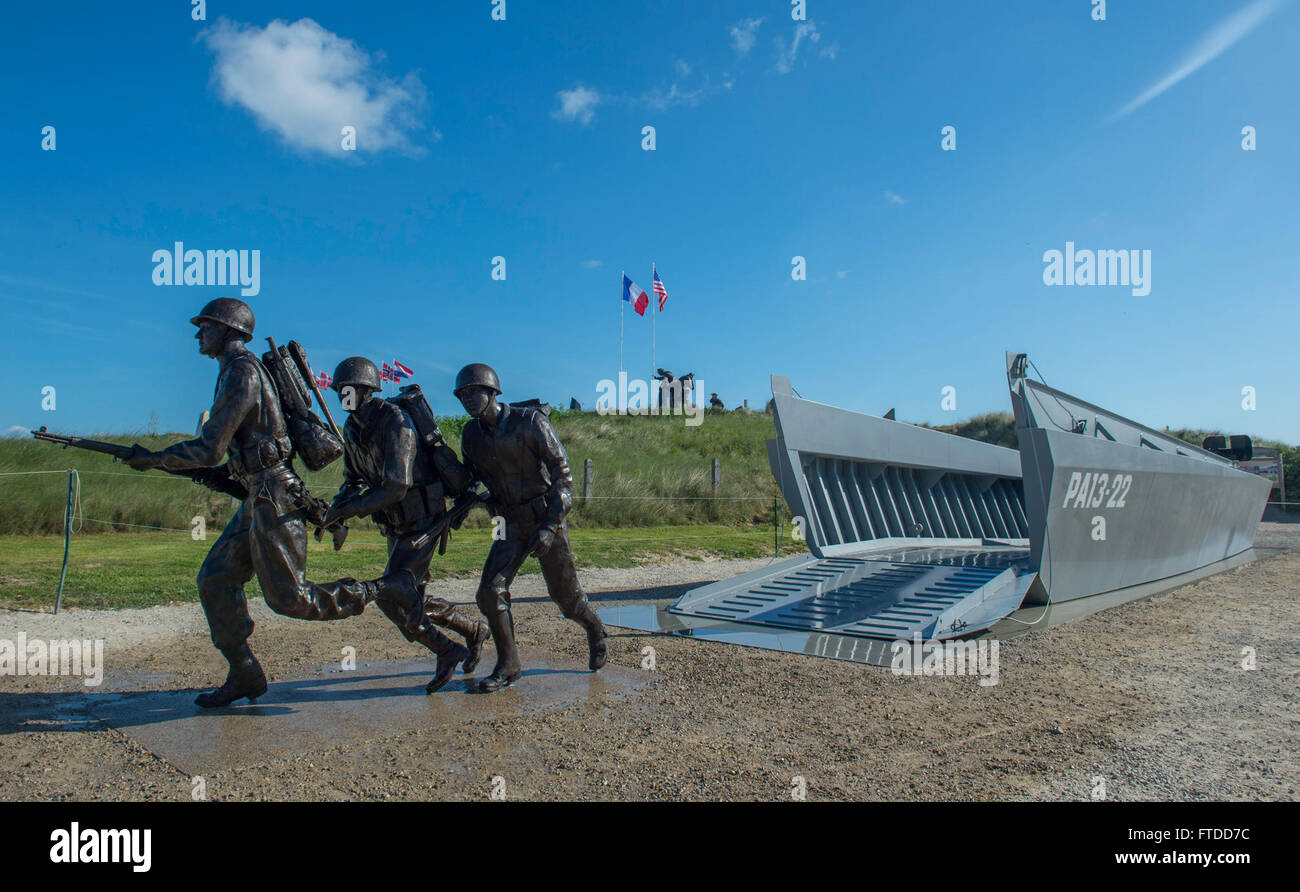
[652,267,668,311]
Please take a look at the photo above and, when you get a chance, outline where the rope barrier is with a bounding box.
[69,469,83,534]
[81,517,193,534]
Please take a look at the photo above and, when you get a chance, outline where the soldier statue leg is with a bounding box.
[193,501,268,707]
[537,524,608,671]
[386,530,490,676]
[473,533,528,692]
[246,493,420,626]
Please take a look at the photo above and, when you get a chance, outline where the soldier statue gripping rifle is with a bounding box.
[453,363,608,693]
[116,299,426,707]
[320,358,490,694]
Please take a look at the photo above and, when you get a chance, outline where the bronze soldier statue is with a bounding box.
[125,299,425,707]
[454,363,608,692]
[322,357,490,693]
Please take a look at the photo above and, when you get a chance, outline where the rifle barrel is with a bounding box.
[31,430,132,459]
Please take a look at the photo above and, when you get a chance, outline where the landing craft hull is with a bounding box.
[1008,354,1270,604]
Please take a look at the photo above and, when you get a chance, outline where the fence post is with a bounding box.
[764,496,774,559]
[583,458,593,502]
[711,458,720,498]
[54,468,73,615]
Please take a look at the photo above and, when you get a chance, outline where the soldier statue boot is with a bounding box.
[412,623,470,694]
[575,603,609,672]
[430,604,491,673]
[478,610,522,693]
[195,642,268,708]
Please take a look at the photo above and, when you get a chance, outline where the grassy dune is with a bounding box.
[0,410,784,536]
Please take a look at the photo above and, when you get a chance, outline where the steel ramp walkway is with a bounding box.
[670,546,1032,640]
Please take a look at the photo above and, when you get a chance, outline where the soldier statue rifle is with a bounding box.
[31,426,349,550]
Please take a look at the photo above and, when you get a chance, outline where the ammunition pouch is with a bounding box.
[491,494,550,527]
[228,434,293,483]
[376,481,445,530]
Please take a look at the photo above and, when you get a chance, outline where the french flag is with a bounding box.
[623,274,649,316]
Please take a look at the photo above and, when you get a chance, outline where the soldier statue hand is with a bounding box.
[125,444,162,472]
[531,524,557,556]
[322,500,357,529]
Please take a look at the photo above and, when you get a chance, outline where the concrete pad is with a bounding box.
[83,647,649,776]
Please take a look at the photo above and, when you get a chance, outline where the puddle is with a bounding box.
[77,646,650,775]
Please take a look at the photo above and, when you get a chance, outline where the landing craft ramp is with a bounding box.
[666,376,1035,640]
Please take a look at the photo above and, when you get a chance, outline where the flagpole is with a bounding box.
[619,271,625,374]
[651,262,656,404]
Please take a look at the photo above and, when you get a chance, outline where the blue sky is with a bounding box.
[1,0,1297,442]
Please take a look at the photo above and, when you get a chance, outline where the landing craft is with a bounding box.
[601,354,1272,662]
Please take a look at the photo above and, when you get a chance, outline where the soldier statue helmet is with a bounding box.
[332,356,383,403]
[190,297,255,338]
[189,298,255,359]
[453,363,502,398]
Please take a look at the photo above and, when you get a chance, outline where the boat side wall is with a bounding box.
[1022,427,1270,604]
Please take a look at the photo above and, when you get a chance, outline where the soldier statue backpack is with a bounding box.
[389,384,472,494]
[260,338,345,471]
[506,398,551,416]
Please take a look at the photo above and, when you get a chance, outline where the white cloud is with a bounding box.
[675,59,691,78]
[730,18,764,55]
[884,191,906,206]
[1109,0,1281,122]
[581,259,603,269]
[554,84,602,125]
[836,270,849,279]
[775,22,823,74]
[201,18,427,156]
[4,425,28,438]
[642,81,707,110]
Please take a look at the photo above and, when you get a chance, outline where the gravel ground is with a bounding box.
[1,524,1297,801]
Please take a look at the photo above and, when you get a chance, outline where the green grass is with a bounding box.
[0,524,805,611]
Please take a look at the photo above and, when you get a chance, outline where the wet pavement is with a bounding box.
[2,646,650,776]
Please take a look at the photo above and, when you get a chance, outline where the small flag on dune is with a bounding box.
[314,371,333,390]
[381,363,397,383]
[623,273,649,316]
[393,361,414,379]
